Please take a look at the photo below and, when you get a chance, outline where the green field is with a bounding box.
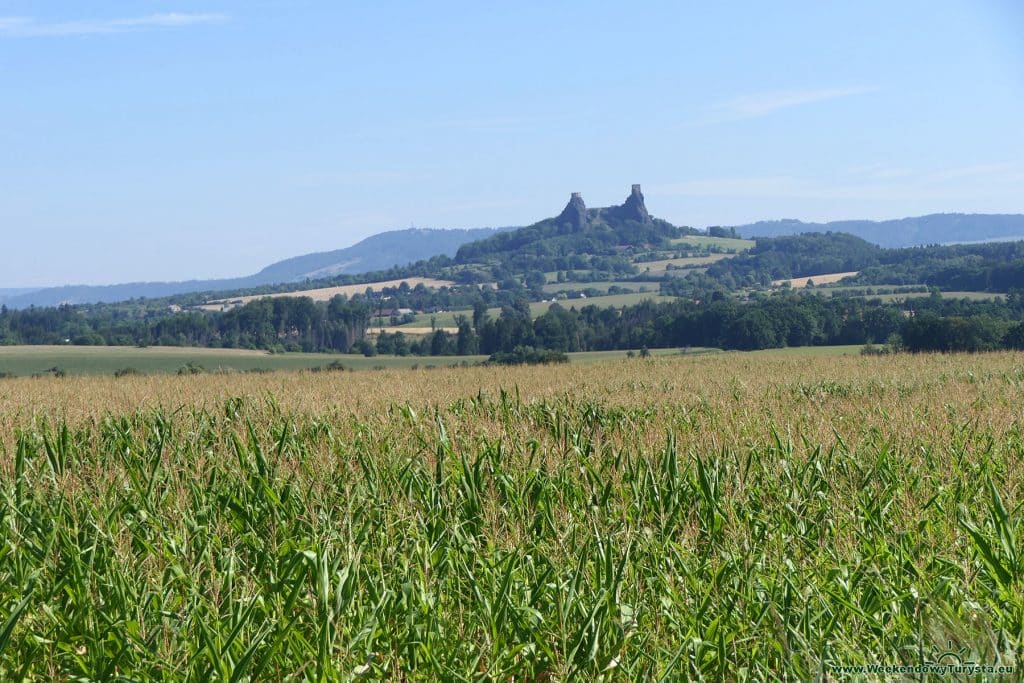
[529,291,666,314]
[540,280,656,294]
[0,344,730,376]
[811,288,1007,302]
[0,344,886,377]
[745,344,864,357]
[670,234,755,251]
[0,345,489,376]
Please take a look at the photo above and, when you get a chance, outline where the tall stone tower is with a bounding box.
[617,184,651,224]
[556,192,589,230]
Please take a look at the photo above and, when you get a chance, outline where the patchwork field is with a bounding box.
[0,352,1022,679]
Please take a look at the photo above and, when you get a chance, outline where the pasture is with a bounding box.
[1,353,1023,679]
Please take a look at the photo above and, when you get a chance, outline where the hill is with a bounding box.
[0,288,42,306]
[1,227,506,309]
[252,227,508,282]
[456,185,687,261]
[734,213,1024,247]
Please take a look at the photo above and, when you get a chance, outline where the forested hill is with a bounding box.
[454,185,695,268]
[2,227,506,309]
[705,233,881,286]
[734,213,1024,248]
[703,232,1024,293]
[252,227,509,282]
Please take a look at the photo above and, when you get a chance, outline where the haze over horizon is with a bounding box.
[3,1,1023,288]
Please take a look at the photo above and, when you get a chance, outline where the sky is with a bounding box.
[2,1,1023,288]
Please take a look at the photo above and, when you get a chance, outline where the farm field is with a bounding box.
[670,234,755,251]
[198,277,456,310]
[772,271,860,288]
[1,352,1022,679]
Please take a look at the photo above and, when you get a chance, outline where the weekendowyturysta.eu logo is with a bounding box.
[830,642,1015,677]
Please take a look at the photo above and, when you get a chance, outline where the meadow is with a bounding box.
[1,352,1022,679]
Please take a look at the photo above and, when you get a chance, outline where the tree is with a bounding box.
[455,315,478,355]
[472,300,489,333]
[430,330,454,356]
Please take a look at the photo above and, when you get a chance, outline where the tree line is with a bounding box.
[0,296,372,353]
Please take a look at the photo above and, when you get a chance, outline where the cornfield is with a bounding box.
[1,353,1022,679]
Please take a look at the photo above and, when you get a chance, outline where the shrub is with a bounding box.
[177,362,204,375]
[487,346,569,366]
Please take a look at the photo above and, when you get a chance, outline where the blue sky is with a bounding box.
[2,1,1023,287]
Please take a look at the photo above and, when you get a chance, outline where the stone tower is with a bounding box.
[619,184,652,224]
[556,192,589,230]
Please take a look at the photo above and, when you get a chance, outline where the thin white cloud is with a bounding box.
[676,86,878,126]
[651,162,1024,203]
[723,86,875,119]
[0,13,226,37]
